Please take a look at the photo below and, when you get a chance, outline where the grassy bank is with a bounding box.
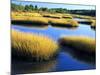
[77,18,96,29]
[11,12,42,17]
[42,13,78,27]
[12,30,59,61]
[48,18,78,27]
[42,13,61,19]
[12,16,49,25]
[72,14,96,20]
[59,36,96,54]
[78,20,92,25]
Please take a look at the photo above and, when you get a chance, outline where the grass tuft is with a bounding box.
[59,36,96,54]
[91,20,96,29]
[12,30,59,61]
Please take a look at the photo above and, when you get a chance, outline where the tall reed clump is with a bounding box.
[12,30,58,61]
[59,36,96,54]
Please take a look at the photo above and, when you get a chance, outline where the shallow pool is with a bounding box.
[11,23,95,74]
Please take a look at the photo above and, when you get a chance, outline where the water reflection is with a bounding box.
[12,24,48,30]
[12,24,95,41]
[91,26,96,30]
[53,26,78,30]
[60,47,95,65]
[11,60,56,75]
[11,22,96,74]
[74,18,88,22]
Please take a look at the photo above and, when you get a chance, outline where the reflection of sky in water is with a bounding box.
[74,18,89,21]
[12,24,95,73]
[53,52,95,71]
[12,24,95,41]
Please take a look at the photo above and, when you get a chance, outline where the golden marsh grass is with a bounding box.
[42,13,61,19]
[12,30,59,61]
[12,16,49,25]
[62,16,73,19]
[62,14,73,19]
[11,12,42,17]
[59,36,96,54]
[48,18,78,27]
[72,14,96,20]
[11,12,48,25]
[11,12,78,27]
[91,20,96,29]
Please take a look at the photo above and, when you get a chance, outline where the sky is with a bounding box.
[11,0,95,10]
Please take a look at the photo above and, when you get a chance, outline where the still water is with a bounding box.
[11,23,95,74]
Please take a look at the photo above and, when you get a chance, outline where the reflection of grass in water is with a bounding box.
[60,47,95,65]
[28,26,48,30]
[11,60,56,74]
[12,24,48,30]
[53,25,78,30]
[78,20,92,25]
[12,30,59,61]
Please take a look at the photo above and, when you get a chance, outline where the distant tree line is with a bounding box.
[11,3,96,16]
[69,10,96,16]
